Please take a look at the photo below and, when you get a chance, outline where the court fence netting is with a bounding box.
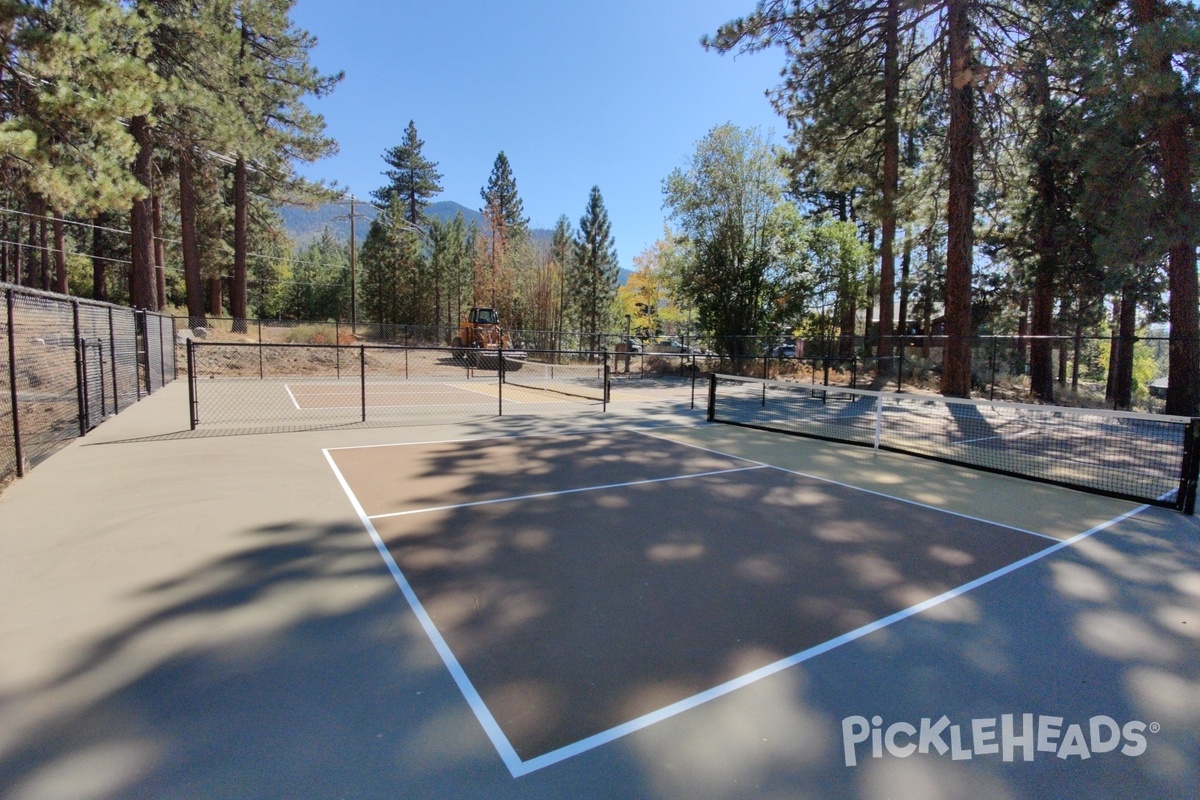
[185,340,705,428]
[705,373,1200,513]
[2,283,177,486]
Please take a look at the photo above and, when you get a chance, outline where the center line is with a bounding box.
[366,465,768,519]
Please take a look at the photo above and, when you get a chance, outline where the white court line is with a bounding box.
[957,427,1038,446]
[322,448,527,777]
[322,423,704,453]
[511,501,1152,776]
[284,384,301,410]
[632,429,1059,541]
[366,465,767,520]
[326,427,1155,778]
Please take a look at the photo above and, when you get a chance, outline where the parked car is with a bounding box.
[771,344,797,359]
[652,338,691,354]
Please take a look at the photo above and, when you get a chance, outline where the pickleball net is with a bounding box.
[706,374,1200,511]
[502,356,609,403]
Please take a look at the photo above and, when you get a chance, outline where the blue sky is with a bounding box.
[288,0,786,270]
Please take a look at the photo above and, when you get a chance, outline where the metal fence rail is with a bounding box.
[1,283,176,485]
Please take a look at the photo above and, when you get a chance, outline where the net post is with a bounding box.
[187,338,197,430]
[1179,419,1200,514]
[602,349,610,410]
[706,372,717,422]
[873,394,883,449]
[690,351,697,410]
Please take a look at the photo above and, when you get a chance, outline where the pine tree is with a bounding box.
[480,151,528,233]
[372,120,442,226]
[570,186,619,351]
[228,0,341,329]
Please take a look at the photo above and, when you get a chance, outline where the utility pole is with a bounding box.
[335,194,365,334]
[349,195,357,334]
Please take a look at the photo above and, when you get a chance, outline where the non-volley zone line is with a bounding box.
[365,464,769,520]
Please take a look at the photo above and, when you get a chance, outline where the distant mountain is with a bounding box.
[426,200,484,228]
[277,201,377,248]
[278,199,629,282]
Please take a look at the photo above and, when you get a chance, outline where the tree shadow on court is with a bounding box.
[0,513,645,800]
[4,417,1200,800]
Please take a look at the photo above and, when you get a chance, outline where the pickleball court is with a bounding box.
[323,428,1110,776]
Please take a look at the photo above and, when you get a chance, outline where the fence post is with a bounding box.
[72,300,87,436]
[6,288,23,477]
[989,337,998,401]
[498,345,504,417]
[360,345,366,423]
[108,307,119,412]
[187,339,197,430]
[158,315,166,390]
[897,345,904,393]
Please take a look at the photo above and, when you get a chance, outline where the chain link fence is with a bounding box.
[178,316,1174,413]
[2,283,177,486]
[185,341,706,429]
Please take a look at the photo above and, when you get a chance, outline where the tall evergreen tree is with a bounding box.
[228,0,341,329]
[478,151,529,319]
[480,151,528,232]
[570,186,619,349]
[372,120,442,226]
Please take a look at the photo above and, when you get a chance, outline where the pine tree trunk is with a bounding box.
[1132,0,1198,415]
[178,150,207,327]
[877,0,900,374]
[1,217,8,284]
[52,215,67,294]
[1071,320,1082,392]
[92,216,107,301]
[130,115,157,310]
[232,156,249,333]
[25,215,35,286]
[941,0,975,398]
[1113,282,1136,409]
[38,211,49,290]
[209,276,222,317]
[11,217,21,286]
[153,193,166,309]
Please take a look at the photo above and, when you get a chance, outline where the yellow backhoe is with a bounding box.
[451,307,526,370]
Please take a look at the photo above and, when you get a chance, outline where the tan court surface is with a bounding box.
[1,381,1199,800]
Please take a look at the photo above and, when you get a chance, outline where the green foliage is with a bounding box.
[0,0,158,216]
[480,151,528,233]
[663,124,789,356]
[372,120,443,225]
[569,186,619,347]
[359,197,429,326]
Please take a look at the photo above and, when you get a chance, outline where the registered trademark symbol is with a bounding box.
[1149,722,1161,734]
